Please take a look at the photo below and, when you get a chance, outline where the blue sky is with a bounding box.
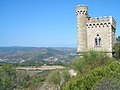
[0,0,119,47]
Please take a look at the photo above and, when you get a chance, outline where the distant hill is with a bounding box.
[0,47,77,65]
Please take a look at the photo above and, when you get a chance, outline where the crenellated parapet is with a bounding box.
[76,10,88,15]
[86,16,116,29]
[76,5,88,16]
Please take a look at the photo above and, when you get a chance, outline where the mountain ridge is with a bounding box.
[0,47,77,64]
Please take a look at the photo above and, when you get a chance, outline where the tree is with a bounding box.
[114,36,120,60]
[0,64,17,90]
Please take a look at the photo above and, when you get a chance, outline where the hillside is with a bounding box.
[0,47,77,65]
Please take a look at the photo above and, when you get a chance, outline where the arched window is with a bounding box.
[95,34,101,46]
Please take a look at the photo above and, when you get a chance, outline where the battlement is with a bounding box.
[87,16,116,28]
[76,10,88,15]
[88,16,116,23]
[76,4,88,15]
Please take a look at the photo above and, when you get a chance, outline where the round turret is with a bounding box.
[76,5,88,53]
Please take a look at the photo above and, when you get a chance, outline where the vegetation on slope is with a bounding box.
[0,64,17,90]
[41,69,70,90]
[62,51,120,90]
[0,50,120,90]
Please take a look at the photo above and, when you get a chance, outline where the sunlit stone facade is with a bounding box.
[76,5,116,57]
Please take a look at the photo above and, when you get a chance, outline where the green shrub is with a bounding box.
[43,69,70,90]
[73,51,111,75]
[0,64,17,90]
[62,51,120,90]
[94,78,120,90]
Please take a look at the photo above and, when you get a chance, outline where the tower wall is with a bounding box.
[86,16,116,54]
[76,5,116,57]
[76,5,88,53]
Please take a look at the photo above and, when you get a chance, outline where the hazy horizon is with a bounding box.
[0,45,77,48]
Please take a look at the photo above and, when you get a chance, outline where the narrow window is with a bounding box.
[98,37,101,45]
[95,34,101,47]
[95,37,97,46]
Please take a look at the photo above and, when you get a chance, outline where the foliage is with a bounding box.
[73,51,111,75]
[62,61,120,90]
[16,71,31,89]
[32,75,45,84]
[62,51,120,90]
[44,69,70,90]
[94,78,120,90]
[16,70,50,90]
[47,70,61,87]
[0,64,17,90]
[114,36,120,60]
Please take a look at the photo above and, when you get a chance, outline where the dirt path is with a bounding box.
[16,65,65,71]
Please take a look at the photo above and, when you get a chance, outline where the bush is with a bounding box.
[62,51,120,90]
[73,51,111,75]
[0,64,17,90]
[43,69,70,90]
[94,78,120,90]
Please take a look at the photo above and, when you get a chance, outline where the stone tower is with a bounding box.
[76,5,88,53]
[76,5,116,57]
